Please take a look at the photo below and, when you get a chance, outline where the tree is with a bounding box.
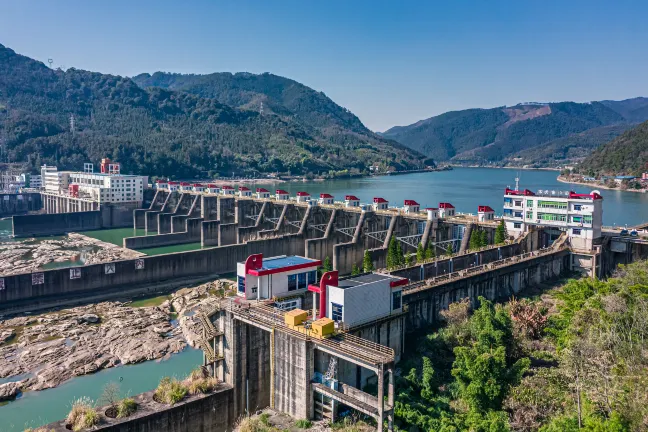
[425,243,435,259]
[396,241,405,266]
[416,242,425,262]
[479,230,489,247]
[387,237,399,269]
[99,382,121,410]
[405,253,414,266]
[351,263,360,275]
[362,250,374,273]
[321,256,332,274]
[495,220,507,244]
[446,244,453,256]
[452,297,530,413]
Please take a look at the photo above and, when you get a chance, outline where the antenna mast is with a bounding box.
[515,171,520,191]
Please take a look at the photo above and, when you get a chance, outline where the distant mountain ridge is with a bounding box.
[382,98,648,167]
[0,43,425,178]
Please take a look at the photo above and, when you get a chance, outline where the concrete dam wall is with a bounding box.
[0,192,41,217]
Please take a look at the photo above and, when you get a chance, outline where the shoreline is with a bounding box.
[448,164,560,172]
[556,176,647,193]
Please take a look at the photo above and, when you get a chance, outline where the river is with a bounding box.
[0,167,645,430]
[0,348,202,432]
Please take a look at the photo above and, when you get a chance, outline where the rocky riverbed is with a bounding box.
[0,279,236,401]
[0,233,144,276]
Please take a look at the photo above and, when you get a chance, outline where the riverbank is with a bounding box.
[449,163,560,171]
[0,278,236,400]
[0,232,145,276]
[557,175,647,193]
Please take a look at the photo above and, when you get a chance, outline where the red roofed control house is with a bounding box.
[276,189,290,201]
[345,195,360,207]
[403,200,420,213]
[179,182,192,192]
[168,181,179,192]
[237,254,321,310]
[221,185,235,195]
[439,202,455,218]
[478,205,495,222]
[155,179,168,190]
[319,193,334,205]
[193,183,205,193]
[238,186,252,197]
[426,208,439,220]
[256,188,270,199]
[296,192,311,203]
[206,184,220,194]
[373,197,389,210]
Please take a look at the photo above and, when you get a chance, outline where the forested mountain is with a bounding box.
[0,43,425,178]
[578,120,648,175]
[382,98,648,167]
[132,72,369,135]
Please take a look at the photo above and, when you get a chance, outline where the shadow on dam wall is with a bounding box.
[0,232,305,314]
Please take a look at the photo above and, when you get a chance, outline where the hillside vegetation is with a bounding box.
[0,43,425,178]
[394,259,648,431]
[383,99,648,167]
[577,120,648,176]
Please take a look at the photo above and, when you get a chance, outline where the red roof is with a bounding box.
[208,184,218,188]
[239,186,250,191]
[155,179,167,183]
[320,193,334,198]
[256,188,269,193]
[168,181,179,185]
[439,202,455,209]
[296,192,310,196]
[276,189,289,195]
[478,205,494,212]
[569,191,602,200]
[221,185,233,189]
[373,197,388,203]
[193,183,204,187]
[404,200,420,206]
[505,188,536,196]
[345,195,360,201]
[180,182,190,186]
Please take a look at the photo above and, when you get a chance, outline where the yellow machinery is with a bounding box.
[284,309,335,339]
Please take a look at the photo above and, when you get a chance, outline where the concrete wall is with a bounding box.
[123,231,193,249]
[404,250,570,330]
[219,223,238,246]
[0,192,41,216]
[0,232,306,313]
[202,220,220,247]
[12,211,102,237]
[42,386,235,432]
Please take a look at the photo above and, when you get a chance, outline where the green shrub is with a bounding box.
[295,419,313,428]
[117,398,137,418]
[259,412,270,426]
[186,367,218,395]
[154,377,188,405]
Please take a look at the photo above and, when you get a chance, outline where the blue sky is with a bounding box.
[1,0,647,131]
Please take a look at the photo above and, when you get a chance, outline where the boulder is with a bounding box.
[78,314,100,324]
[0,381,22,401]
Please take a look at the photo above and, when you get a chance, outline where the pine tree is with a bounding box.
[480,230,489,247]
[321,255,332,274]
[405,253,414,266]
[495,220,507,244]
[469,231,480,250]
[425,243,435,259]
[387,237,399,269]
[396,241,405,266]
[351,263,360,275]
[416,242,425,262]
[446,244,453,256]
[363,250,374,273]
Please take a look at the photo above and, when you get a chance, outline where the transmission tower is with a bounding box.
[260,101,264,115]
[69,114,75,136]
[47,58,53,68]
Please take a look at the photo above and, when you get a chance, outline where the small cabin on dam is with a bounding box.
[179,182,192,192]
[256,188,270,199]
[155,179,168,190]
[345,195,360,207]
[309,271,408,329]
[193,183,205,193]
[237,254,321,307]
[296,191,311,203]
[238,186,252,197]
[206,184,220,194]
[319,193,334,205]
[168,181,179,192]
[439,202,455,217]
[276,189,290,201]
[403,199,420,213]
[221,185,235,195]
[373,197,389,210]
[478,205,495,222]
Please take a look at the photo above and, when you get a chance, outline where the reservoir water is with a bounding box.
[273,167,648,227]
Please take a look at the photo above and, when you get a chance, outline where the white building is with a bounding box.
[193,183,205,193]
[221,185,235,196]
[296,191,310,203]
[256,188,271,199]
[206,184,220,194]
[41,161,147,205]
[238,186,252,197]
[438,202,455,218]
[236,254,321,303]
[311,272,408,328]
[478,205,495,222]
[276,189,290,201]
[345,195,360,207]
[168,181,180,192]
[403,200,420,213]
[319,193,334,205]
[154,179,168,190]
[373,197,389,210]
[426,207,439,220]
[503,188,603,251]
